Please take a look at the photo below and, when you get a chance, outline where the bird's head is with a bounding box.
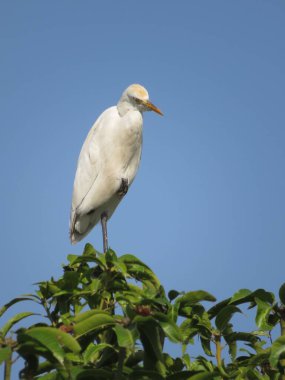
[118,84,163,116]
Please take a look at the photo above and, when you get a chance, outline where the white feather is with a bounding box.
[70,84,162,244]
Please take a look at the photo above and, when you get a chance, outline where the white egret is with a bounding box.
[70,84,163,251]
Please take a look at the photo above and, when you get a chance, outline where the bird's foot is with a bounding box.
[117,178,129,196]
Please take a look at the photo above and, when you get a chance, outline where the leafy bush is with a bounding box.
[1,244,285,379]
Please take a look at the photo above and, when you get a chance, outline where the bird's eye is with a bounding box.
[132,97,142,104]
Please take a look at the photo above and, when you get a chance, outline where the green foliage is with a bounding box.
[1,244,285,379]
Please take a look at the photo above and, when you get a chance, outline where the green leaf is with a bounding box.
[225,332,259,344]
[178,291,216,306]
[113,324,134,348]
[23,327,81,364]
[270,336,285,368]
[37,281,61,299]
[67,243,106,267]
[119,254,151,267]
[116,290,142,305]
[215,305,241,331]
[129,369,165,379]
[83,342,114,364]
[207,299,230,319]
[229,288,252,304]
[73,309,110,323]
[113,260,127,276]
[64,352,82,364]
[153,312,182,343]
[74,313,116,338]
[180,321,198,345]
[168,290,180,301]
[0,312,36,336]
[252,289,275,304]
[195,356,216,372]
[119,254,160,287]
[255,298,274,330]
[248,349,270,366]
[182,353,191,370]
[167,372,212,380]
[196,310,213,335]
[67,254,105,268]
[136,317,163,362]
[228,288,275,308]
[21,336,65,365]
[83,243,96,255]
[186,373,216,380]
[279,283,285,305]
[200,337,213,357]
[105,248,118,266]
[0,346,11,365]
[62,271,80,290]
[76,368,114,380]
[0,297,35,317]
[35,372,58,380]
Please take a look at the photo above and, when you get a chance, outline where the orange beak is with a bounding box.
[143,100,163,116]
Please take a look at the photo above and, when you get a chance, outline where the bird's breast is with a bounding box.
[102,110,143,183]
[120,110,143,140]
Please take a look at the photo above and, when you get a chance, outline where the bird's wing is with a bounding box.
[71,106,118,215]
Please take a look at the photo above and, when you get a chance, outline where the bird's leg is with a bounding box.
[101,212,108,253]
[117,178,129,196]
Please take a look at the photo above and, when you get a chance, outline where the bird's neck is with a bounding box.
[117,99,141,117]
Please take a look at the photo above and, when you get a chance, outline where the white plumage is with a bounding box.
[70,84,162,247]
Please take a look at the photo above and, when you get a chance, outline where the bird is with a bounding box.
[70,84,163,251]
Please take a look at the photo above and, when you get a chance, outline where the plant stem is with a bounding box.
[215,335,222,367]
[4,353,12,380]
[118,348,126,373]
[280,316,285,337]
[279,308,285,380]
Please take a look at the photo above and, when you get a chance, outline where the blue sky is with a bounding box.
[1,0,285,368]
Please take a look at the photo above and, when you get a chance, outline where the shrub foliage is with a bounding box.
[1,244,285,379]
